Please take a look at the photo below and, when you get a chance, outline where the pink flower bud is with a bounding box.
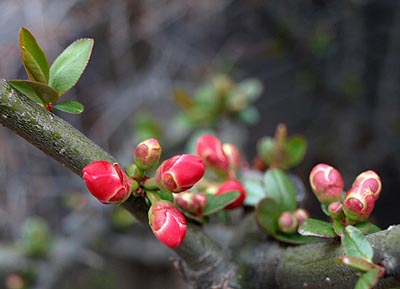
[343,187,376,223]
[278,211,298,234]
[196,134,229,173]
[352,170,382,201]
[293,208,310,225]
[174,191,208,216]
[156,154,205,193]
[328,201,344,220]
[134,138,162,170]
[223,143,242,172]
[82,160,132,204]
[309,163,344,204]
[148,201,187,248]
[215,179,246,209]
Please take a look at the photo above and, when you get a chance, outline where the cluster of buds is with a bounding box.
[82,138,207,249]
[309,163,382,224]
[195,134,242,178]
[278,208,310,234]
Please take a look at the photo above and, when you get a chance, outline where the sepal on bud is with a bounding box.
[156,154,205,193]
[82,160,133,204]
[174,191,208,216]
[309,163,344,204]
[215,179,246,209]
[148,201,187,248]
[134,138,162,170]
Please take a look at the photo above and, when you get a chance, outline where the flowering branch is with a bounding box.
[1,79,400,289]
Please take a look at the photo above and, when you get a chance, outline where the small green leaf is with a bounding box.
[285,136,307,168]
[337,256,384,273]
[342,226,374,262]
[333,220,344,236]
[263,169,297,212]
[274,232,318,245]
[258,137,275,164]
[49,38,94,95]
[243,178,266,206]
[298,218,337,238]
[255,197,282,235]
[157,190,174,203]
[237,106,260,125]
[321,203,330,216]
[173,88,193,110]
[9,80,59,104]
[238,79,263,101]
[53,100,84,114]
[20,27,49,83]
[355,222,381,235]
[354,269,381,289]
[203,191,240,216]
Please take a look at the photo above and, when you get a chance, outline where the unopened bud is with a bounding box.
[135,138,162,170]
[174,192,208,216]
[148,201,187,248]
[156,154,205,193]
[352,170,382,201]
[328,201,344,220]
[343,187,376,223]
[82,160,132,204]
[196,134,229,174]
[278,211,298,234]
[293,208,310,225]
[223,143,242,172]
[215,179,246,210]
[309,163,344,204]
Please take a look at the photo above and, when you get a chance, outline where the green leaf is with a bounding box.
[53,100,84,114]
[49,38,94,95]
[238,79,263,101]
[263,169,297,212]
[342,226,374,262]
[333,220,344,236]
[237,106,260,125]
[243,178,266,206]
[203,191,240,216]
[298,218,337,238]
[9,80,59,104]
[321,203,330,216]
[274,232,318,245]
[173,88,193,110]
[355,222,381,235]
[157,190,174,203]
[354,269,381,289]
[258,137,275,164]
[285,136,307,168]
[19,27,49,83]
[255,197,282,235]
[337,256,383,273]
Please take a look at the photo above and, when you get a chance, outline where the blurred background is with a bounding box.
[1,0,400,288]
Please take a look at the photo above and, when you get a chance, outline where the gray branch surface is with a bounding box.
[1,79,400,289]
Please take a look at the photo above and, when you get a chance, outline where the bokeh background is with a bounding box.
[1,0,400,288]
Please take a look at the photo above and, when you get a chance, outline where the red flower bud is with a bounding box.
[174,191,208,216]
[148,201,187,248]
[223,143,242,172]
[343,187,376,223]
[278,211,298,234]
[215,179,246,209]
[352,170,382,201]
[328,201,344,220]
[293,208,310,225]
[82,160,132,204]
[134,138,162,170]
[156,154,205,193]
[309,163,344,204]
[196,134,229,173]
